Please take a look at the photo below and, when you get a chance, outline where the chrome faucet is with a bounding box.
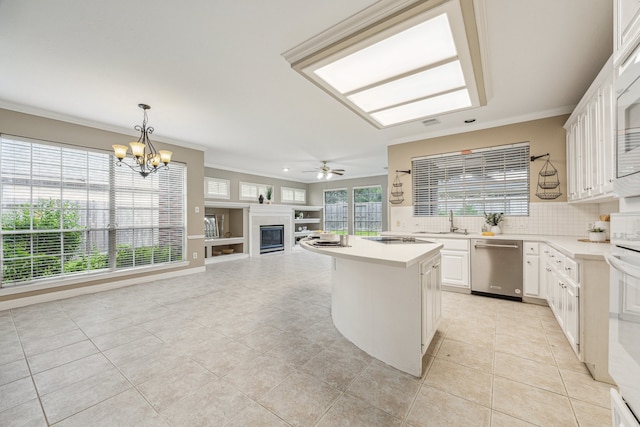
[449,210,458,233]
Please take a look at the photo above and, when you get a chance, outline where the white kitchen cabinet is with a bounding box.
[523,242,542,298]
[563,276,580,351]
[564,57,615,202]
[439,238,470,291]
[421,254,442,355]
[614,0,640,66]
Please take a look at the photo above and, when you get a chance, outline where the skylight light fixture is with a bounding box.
[283,0,486,128]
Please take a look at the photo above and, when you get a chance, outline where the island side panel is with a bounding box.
[331,256,423,376]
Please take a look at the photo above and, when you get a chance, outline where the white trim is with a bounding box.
[204,177,231,200]
[0,265,205,311]
[187,235,205,240]
[0,261,190,296]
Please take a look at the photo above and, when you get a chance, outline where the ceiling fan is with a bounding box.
[303,161,345,179]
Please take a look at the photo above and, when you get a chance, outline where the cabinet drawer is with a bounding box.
[524,242,539,255]
[438,238,469,251]
[553,252,566,271]
[564,257,580,283]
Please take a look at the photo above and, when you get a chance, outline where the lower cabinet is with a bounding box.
[523,242,542,298]
[544,248,581,356]
[439,239,470,290]
[420,254,442,355]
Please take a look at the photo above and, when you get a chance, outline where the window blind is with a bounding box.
[412,143,530,217]
[281,187,306,203]
[205,177,230,199]
[0,135,185,286]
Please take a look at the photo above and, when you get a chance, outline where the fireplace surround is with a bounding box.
[260,225,285,254]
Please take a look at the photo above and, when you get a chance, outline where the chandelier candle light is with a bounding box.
[112,104,173,178]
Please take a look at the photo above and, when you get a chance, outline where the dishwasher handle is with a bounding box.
[474,243,520,249]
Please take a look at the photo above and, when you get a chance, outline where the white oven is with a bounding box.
[616,44,640,197]
[606,213,640,426]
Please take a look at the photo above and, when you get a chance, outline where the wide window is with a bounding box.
[323,189,348,234]
[354,186,382,236]
[205,177,230,199]
[281,187,306,204]
[239,181,270,201]
[0,135,185,287]
[412,143,529,216]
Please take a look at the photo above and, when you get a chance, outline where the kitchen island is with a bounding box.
[301,236,442,376]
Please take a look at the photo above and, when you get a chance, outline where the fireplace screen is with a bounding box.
[260,225,284,254]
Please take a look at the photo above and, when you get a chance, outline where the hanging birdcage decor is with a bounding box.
[390,170,409,204]
[532,153,562,200]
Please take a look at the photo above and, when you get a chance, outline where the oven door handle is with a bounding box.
[605,252,640,279]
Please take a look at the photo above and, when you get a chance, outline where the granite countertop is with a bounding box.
[380,231,610,261]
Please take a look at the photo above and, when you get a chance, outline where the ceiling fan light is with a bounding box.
[326,172,333,179]
[317,171,324,179]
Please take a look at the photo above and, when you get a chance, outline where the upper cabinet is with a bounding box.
[614,0,640,66]
[565,56,616,203]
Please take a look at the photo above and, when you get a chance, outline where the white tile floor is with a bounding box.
[0,249,613,426]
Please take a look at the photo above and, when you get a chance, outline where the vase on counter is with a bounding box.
[258,194,264,204]
[490,225,501,234]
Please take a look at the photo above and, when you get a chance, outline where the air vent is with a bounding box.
[422,118,440,126]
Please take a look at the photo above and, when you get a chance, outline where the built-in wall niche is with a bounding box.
[203,202,249,264]
[204,207,243,238]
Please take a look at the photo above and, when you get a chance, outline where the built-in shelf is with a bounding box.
[294,218,321,224]
[294,230,314,237]
[205,237,245,246]
[205,252,249,264]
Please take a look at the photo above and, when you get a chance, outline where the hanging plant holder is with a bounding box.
[532,154,562,200]
[389,170,408,204]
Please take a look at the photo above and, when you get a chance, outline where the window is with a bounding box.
[323,189,348,234]
[354,186,382,236]
[0,135,185,287]
[205,177,230,199]
[412,143,530,217]
[281,187,306,204]
[239,181,270,201]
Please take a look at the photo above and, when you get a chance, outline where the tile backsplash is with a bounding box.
[389,201,620,237]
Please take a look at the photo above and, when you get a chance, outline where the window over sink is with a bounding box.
[412,142,530,217]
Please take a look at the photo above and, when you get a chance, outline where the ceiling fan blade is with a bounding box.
[331,169,345,173]
[332,171,344,175]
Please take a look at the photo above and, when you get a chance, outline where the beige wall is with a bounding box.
[387,115,569,207]
[308,175,388,234]
[204,167,307,204]
[0,108,205,303]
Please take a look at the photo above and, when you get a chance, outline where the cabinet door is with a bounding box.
[564,277,580,352]
[523,254,540,297]
[566,124,579,201]
[615,0,640,64]
[433,259,442,328]
[600,76,616,194]
[421,259,435,354]
[440,250,469,288]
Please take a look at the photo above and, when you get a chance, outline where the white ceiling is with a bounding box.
[0,0,612,183]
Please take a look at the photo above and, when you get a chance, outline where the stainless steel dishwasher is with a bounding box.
[471,239,523,301]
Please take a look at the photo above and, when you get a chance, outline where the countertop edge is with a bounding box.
[381,231,610,261]
[300,239,443,268]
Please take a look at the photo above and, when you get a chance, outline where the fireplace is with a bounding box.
[260,225,284,254]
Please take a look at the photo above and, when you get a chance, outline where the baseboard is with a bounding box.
[0,266,206,311]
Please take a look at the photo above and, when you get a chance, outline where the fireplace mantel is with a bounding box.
[248,205,294,257]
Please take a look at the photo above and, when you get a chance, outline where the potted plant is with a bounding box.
[484,212,504,234]
[588,227,607,242]
[266,186,273,204]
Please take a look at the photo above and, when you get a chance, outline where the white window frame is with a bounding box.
[204,177,230,199]
[412,142,530,217]
[239,181,271,201]
[323,188,349,234]
[281,186,306,204]
[0,134,186,289]
[353,185,383,236]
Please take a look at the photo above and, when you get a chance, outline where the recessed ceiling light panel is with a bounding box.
[313,13,457,94]
[283,0,486,129]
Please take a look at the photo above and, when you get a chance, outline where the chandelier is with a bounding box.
[112,104,172,178]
